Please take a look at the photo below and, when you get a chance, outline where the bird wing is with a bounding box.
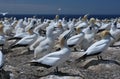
[38,57,60,66]
[16,35,35,45]
[86,40,109,55]
[67,34,84,45]
[0,51,4,69]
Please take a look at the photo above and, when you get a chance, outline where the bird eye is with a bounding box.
[89,27,92,30]
[33,21,36,25]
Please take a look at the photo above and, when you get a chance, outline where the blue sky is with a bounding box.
[0,0,120,14]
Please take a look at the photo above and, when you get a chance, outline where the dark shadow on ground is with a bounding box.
[83,59,120,69]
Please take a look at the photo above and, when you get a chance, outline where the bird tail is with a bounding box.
[75,52,87,62]
[7,37,21,40]
[29,60,52,68]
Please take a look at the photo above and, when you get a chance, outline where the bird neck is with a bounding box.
[0,28,4,35]
[60,38,68,48]
[103,35,111,40]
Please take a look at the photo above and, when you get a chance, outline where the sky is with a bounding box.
[0,0,120,14]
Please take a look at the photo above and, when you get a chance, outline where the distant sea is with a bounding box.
[0,14,120,20]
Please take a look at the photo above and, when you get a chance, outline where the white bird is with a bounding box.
[0,12,8,16]
[33,20,50,35]
[98,19,111,32]
[53,21,64,39]
[67,26,84,51]
[80,18,99,51]
[0,35,6,51]
[110,19,120,46]
[0,51,4,69]
[9,27,38,51]
[25,19,37,32]
[8,19,33,40]
[2,18,13,36]
[0,23,6,51]
[34,25,56,58]
[77,14,88,28]
[0,50,4,79]
[76,30,115,62]
[30,30,72,72]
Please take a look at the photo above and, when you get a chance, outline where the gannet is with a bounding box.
[14,19,25,34]
[61,17,68,31]
[0,50,4,79]
[53,21,64,39]
[33,20,50,35]
[34,25,56,58]
[77,14,88,28]
[25,19,37,32]
[80,18,97,51]
[76,30,115,62]
[29,21,50,51]
[0,23,6,51]
[2,18,13,36]
[98,19,111,33]
[0,12,8,16]
[30,30,72,72]
[0,51,4,69]
[67,26,84,51]
[9,27,38,51]
[110,19,120,46]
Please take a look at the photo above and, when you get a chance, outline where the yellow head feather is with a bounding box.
[55,15,59,20]
[27,28,33,35]
[59,37,64,47]
[75,27,81,33]
[101,30,110,38]
[0,23,3,32]
[89,18,95,23]
[82,14,88,21]
[57,22,62,28]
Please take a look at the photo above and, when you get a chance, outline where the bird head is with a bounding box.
[74,26,81,33]
[59,30,72,47]
[27,27,34,34]
[55,15,59,20]
[0,22,3,31]
[82,14,88,21]
[101,30,115,39]
[57,21,62,28]
[89,18,96,24]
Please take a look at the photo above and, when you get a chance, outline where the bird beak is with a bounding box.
[74,27,77,31]
[110,34,115,39]
[117,28,120,29]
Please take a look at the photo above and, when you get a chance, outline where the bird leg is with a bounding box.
[97,55,103,60]
[100,56,103,60]
[54,66,59,73]
[74,47,77,51]
[1,45,4,52]
[75,55,86,62]
[0,72,4,79]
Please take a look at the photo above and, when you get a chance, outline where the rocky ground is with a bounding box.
[1,40,120,79]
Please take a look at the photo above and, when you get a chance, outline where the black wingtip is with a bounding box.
[8,37,22,40]
[75,54,87,63]
[10,44,28,49]
[68,45,75,47]
[30,62,52,68]
[97,29,105,33]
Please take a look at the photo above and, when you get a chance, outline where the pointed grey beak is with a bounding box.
[110,34,115,40]
[117,28,120,29]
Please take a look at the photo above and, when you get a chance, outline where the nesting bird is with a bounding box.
[34,25,56,58]
[9,27,38,51]
[30,30,72,72]
[67,26,84,51]
[0,23,6,51]
[0,50,4,79]
[76,30,114,62]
